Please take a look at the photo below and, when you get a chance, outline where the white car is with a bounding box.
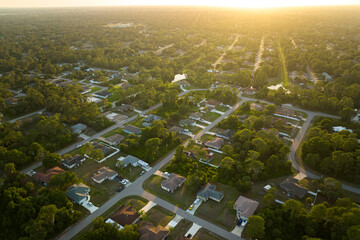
[194,198,200,204]
[241,220,247,227]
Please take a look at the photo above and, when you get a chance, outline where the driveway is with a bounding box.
[166,214,183,229]
[81,201,98,213]
[231,225,245,237]
[185,223,202,239]
[186,199,202,215]
[140,201,157,213]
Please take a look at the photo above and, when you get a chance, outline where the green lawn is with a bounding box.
[88,86,102,94]
[194,182,239,231]
[215,106,229,112]
[101,127,125,138]
[145,205,175,227]
[167,219,192,240]
[194,228,226,240]
[187,125,201,134]
[85,128,97,137]
[127,116,144,128]
[203,112,221,122]
[143,175,196,210]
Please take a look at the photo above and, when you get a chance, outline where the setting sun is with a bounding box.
[1,0,359,8]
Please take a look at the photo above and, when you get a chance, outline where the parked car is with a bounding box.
[140,170,145,176]
[188,204,194,210]
[194,198,200,204]
[236,218,243,226]
[121,179,130,185]
[164,172,170,177]
[241,220,247,227]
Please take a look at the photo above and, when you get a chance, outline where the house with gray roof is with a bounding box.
[71,123,87,134]
[62,155,86,169]
[234,196,259,220]
[161,173,186,193]
[197,183,224,202]
[179,119,196,127]
[105,134,124,145]
[280,177,308,199]
[205,138,224,150]
[123,125,142,135]
[117,155,149,169]
[67,183,90,205]
[142,114,161,127]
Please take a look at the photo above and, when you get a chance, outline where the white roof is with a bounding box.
[333,126,353,133]
[105,218,124,229]
[138,160,149,167]
[87,97,102,103]
[171,74,187,83]
[106,112,118,120]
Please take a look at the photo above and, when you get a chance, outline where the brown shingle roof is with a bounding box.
[161,173,186,192]
[33,166,65,184]
[234,196,259,219]
[139,222,169,240]
[109,205,140,227]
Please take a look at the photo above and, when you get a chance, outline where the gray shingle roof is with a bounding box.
[197,183,224,202]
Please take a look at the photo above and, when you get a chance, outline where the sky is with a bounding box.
[1,0,360,8]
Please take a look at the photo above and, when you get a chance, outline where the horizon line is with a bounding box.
[1,4,360,9]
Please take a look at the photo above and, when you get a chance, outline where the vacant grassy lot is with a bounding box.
[143,175,196,210]
[203,112,221,122]
[146,205,175,227]
[167,219,192,240]
[195,183,239,231]
[194,228,226,240]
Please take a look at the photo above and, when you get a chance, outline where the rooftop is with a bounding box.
[234,196,259,219]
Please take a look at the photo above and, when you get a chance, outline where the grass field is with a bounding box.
[101,127,125,138]
[203,112,221,122]
[215,105,229,112]
[143,175,196,210]
[145,205,175,227]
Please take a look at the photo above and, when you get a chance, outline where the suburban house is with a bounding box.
[33,166,65,186]
[333,126,353,133]
[67,183,90,205]
[120,82,133,90]
[62,155,86,169]
[105,205,140,229]
[105,134,124,145]
[161,173,186,193]
[280,177,308,198]
[142,114,161,127]
[205,138,224,150]
[5,97,20,106]
[117,155,149,169]
[241,87,257,95]
[139,222,169,240]
[214,129,236,140]
[169,126,184,134]
[123,124,142,135]
[233,196,259,221]
[250,103,264,112]
[179,119,196,127]
[94,90,113,99]
[197,183,224,202]
[189,112,202,121]
[175,80,190,87]
[204,99,221,108]
[71,123,87,134]
[92,142,112,155]
[117,104,134,112]
[92,167,118,184]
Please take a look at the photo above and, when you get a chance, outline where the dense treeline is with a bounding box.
[302,118,360,184]
[0,164,81,240]
[248,197,360,240]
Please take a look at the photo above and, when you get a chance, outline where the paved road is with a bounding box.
[9,108,45,123]
[58,98,245,240]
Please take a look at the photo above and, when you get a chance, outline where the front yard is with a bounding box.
[194,182,239,231]
[194,228,226,240]
[145,205,175,227]
[167,219,192,240]
[143,175,196,210]
[203,112,222,122]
